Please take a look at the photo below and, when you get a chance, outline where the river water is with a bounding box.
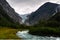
[16,30,60,40]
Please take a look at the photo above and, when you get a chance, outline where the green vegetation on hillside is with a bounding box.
[28,12,60,37]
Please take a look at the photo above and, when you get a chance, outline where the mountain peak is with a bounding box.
[45,2,52,4]
[25,2,60,26]
[44,2,58,4]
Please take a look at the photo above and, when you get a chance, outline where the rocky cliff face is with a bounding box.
[25,2,60,26]
[0,0,22,23]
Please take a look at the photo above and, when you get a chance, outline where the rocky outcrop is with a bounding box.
[0,0,22,23]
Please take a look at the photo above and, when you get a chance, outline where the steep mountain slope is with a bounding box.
[29,12,60,37]
[25,2,60,25]
[45,12,60,27]
[0,0,22,28]
[0,0,22,24]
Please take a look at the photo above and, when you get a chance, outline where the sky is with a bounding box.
[6,0,60,15]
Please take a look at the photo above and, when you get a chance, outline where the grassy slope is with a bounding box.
[0,27,21,39]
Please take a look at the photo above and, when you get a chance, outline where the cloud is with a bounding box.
[6,0,60,15]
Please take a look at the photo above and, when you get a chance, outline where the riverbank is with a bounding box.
[29,27,60,37]
[0,27,21,39]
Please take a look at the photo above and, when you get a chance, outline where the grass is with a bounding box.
[0,27,21,39]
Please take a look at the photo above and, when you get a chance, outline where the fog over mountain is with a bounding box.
[6,0,60,15]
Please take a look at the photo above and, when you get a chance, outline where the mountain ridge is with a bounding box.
[25,2,60,26]
[0,0,22,24]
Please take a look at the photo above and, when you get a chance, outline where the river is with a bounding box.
[16,30,60,40]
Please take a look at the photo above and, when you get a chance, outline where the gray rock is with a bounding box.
[25,2,60,26]
[0,0,22,23]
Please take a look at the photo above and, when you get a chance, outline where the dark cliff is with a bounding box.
[25,2,60,25]
[0,0,22,24]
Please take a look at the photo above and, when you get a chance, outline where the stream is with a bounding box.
[16,30,60,40]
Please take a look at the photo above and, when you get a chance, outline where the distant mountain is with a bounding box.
[20,14,29,24]
[0,0,22,24]
[25,2,60,26]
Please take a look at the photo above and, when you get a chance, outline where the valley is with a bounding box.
[0,0,60,40]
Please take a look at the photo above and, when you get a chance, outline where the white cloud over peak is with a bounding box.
[6,0,60,15]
